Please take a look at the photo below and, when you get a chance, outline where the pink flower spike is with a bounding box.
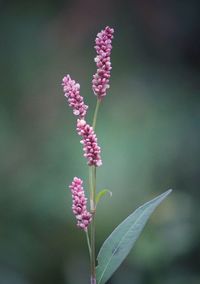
[77,119,102,167]
[92,26,114,99]
[69,177,92,231]
[62,75,88,119]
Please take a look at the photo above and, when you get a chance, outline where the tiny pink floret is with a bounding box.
[77,119,102,167]
[69,177,92,231]
[92,26,114,99]
[62,75,88,118]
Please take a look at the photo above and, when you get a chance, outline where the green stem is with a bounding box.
[92,99,101,129]
[91,204,96,282]
[89,166,96,283]
[89,167,95,211]
[85,229,91,259]
[89,99,101,284]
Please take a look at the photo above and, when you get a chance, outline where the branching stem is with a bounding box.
[88,99,101,284]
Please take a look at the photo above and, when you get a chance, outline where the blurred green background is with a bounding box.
[0,0,200,283]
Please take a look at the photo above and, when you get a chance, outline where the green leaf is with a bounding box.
[96,189,112,206]
[96,189,172,284]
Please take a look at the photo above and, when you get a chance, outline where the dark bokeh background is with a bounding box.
[0,0,200,283]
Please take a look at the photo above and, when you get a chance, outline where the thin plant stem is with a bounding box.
[92,99,101,129]
[90,204,96,282]
[89,99,101,284]
[85,229,91,259]
[89,166,96,283]
[89,167,95,211]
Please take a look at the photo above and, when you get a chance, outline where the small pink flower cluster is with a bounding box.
[92,26,114,99]
[69,177,92,231]
[62,75,88,118]
[77,119,102,167]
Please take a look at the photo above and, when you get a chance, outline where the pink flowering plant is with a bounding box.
[62,26,172,284]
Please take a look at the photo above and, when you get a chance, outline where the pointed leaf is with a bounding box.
[96,189,172,284]
[96,189,112,206]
